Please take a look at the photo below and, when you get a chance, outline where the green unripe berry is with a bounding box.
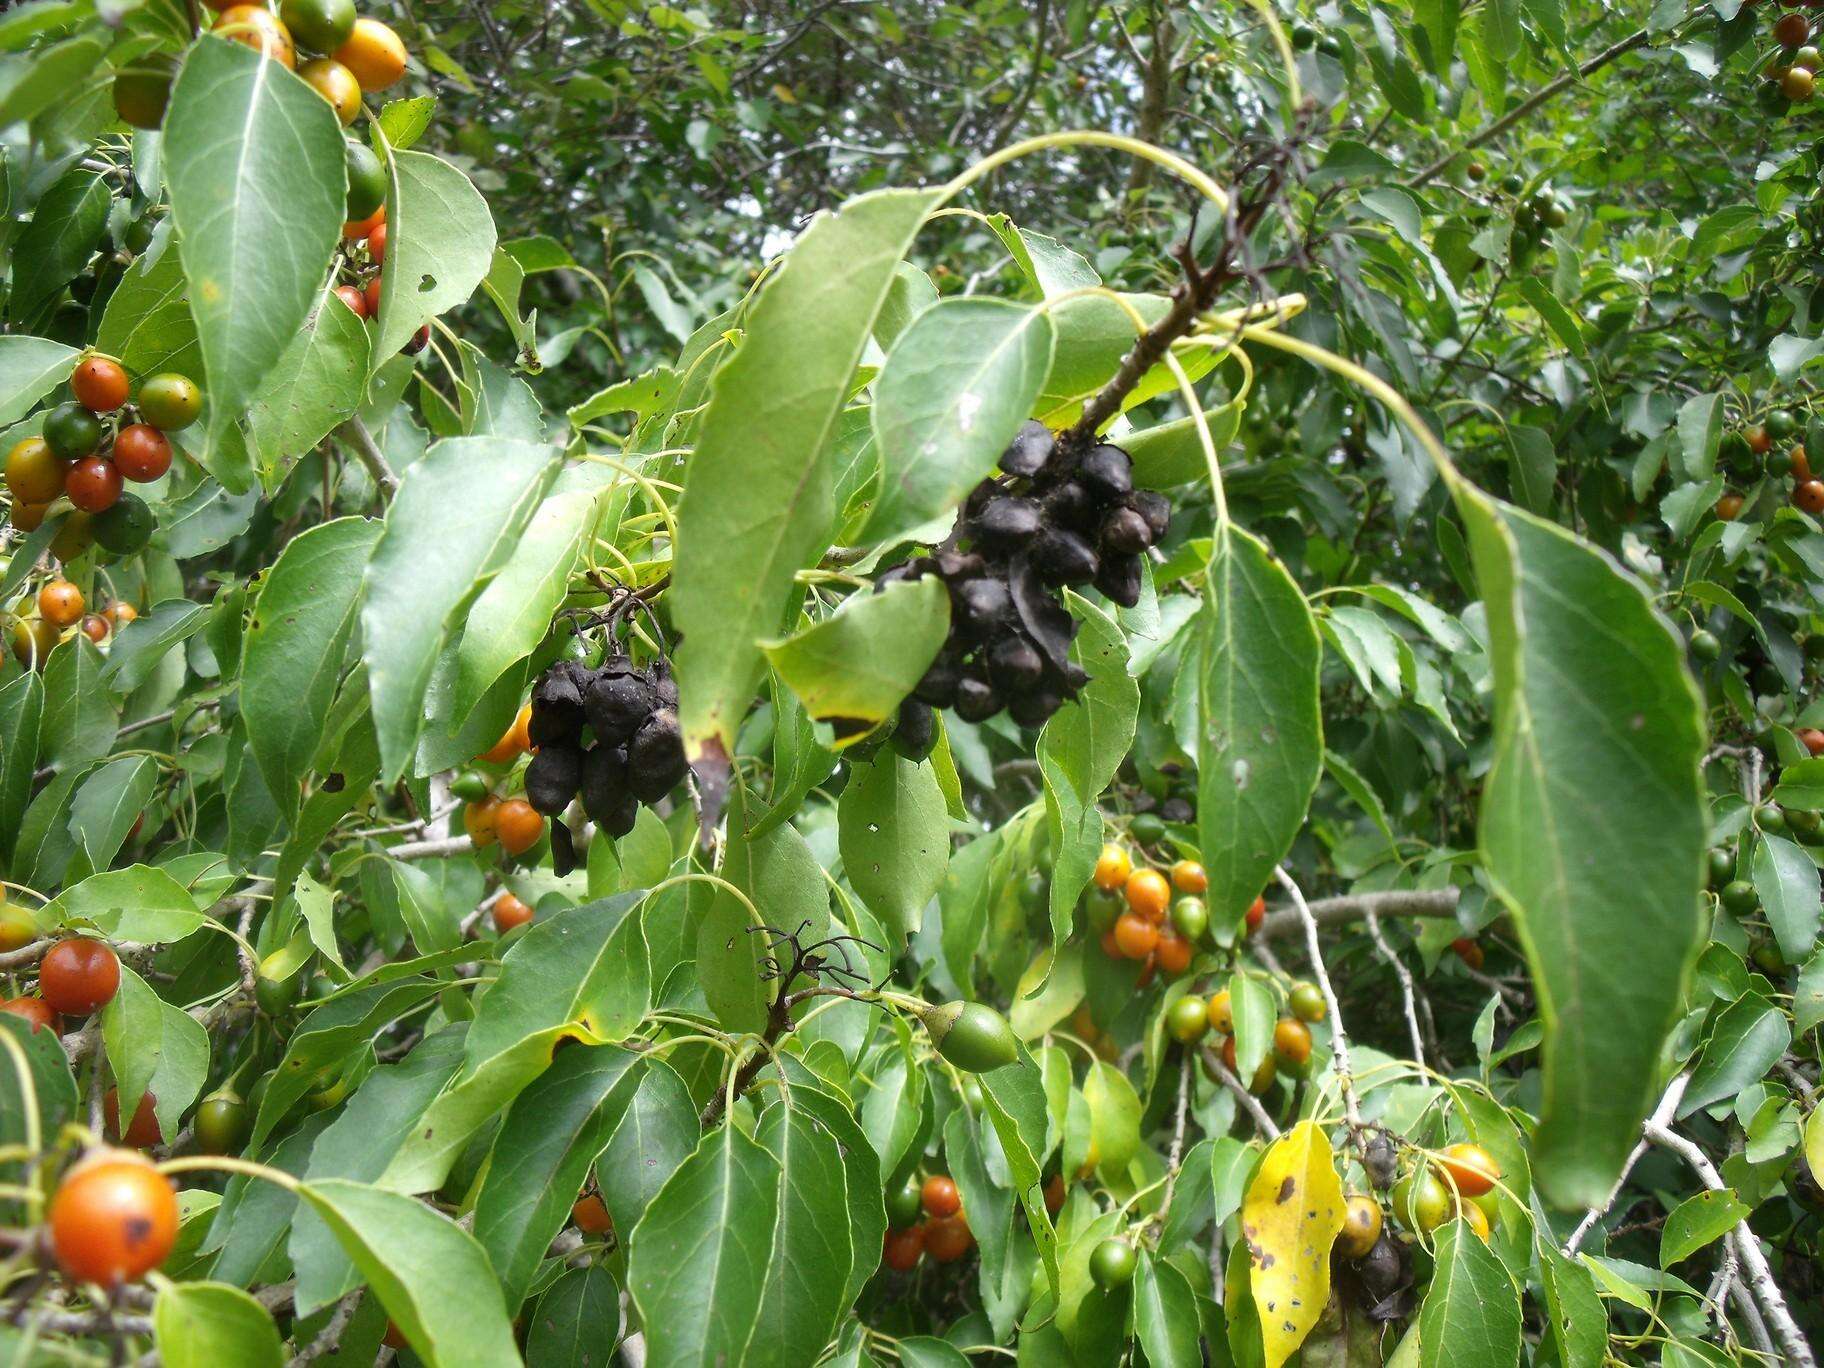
[1089,1238,1137,1289]
[1690,630,1720,662]
[886,1177,923,1229]
[1721,880,1759,915]
[922,1000,1018,1073]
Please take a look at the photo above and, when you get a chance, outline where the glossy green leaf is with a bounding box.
[0,673,42,865]
[474,1044,644,1308]
[1418,1219,1521,1368]
[372,149,496,361]
[761,578,950,736]
[1457,490,1706,1206]
[1197,526,1322,928]
[0,336,77,425]
[247,288,371,487]
[243,517,380,807]
[165,38,345,482]
[101,963,209,1139]
[64,756,157,882]
[672,187,937,802]
[1752,833,1820,965]
[527,1265,621,1367]
[593,1054,698,1239]
[838,752,949,943]
[626,1123,781,1367]
[1133,1253,1201,1368]
[359,436,556,781]
[8,166,108,327]
[100,599,210,694]
[864,297,1054,542]
[750,1096,855,1367]
[1680,993,1791,1117]
[298,1179,522,1368]
[153,1282,283,1368]
[383,892,649,1191]
[1659,1189,1750,1267]
[39,635,116,776]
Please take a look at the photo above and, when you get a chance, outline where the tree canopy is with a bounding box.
[1,1,1822,1365]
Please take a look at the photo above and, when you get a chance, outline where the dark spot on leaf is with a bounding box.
[1276,1177,1296,1204]
[323,772,345,792]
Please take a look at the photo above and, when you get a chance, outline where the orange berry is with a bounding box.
[921,1175,961,1219]
[462,797,500,848]
[1437,1143,1500,1198]
[1154,929,1193,975]
[492,893,533,933]
[1093,843,1131,891]
[570,1193,612,1234]
[1169,859,1207,894]
[49,1150,179,1284]
[1124,867,1170,922]
[1112,911,1158,960]
[494,798,543,856]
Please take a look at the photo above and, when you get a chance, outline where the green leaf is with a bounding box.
[761,579,950,736]
[1036,291,1213,426]
[96,245,203,385]
[474,1044,643,1308]
[0,34,102,130]
[100,599,210,694]
[101,964,210,1139]
[751,1095,855,1367]
[627,1123,782,1367]
[527,1266,621,1366]
[44,865,207,943]
[698,785,830,1034]
[8,166,109,327]
[1680,993,1791,1117]
[153,1283,283,1368]
[298,1179,522,1368]
[359,437,556,782]
[1038,593,1138,959]
[39,635,116,776]
[1517,277,1586,358]
[1418,1220,1521,1368]
[863,297,1055,542]
[246,288,371,487]
[1676,393,1724,481]
[977,1049,1057,1295]
[593,1054,698,1238]
[0,1013,79,1159]
[1123,401,1243,489]
[0,335,77,425]
[453,476,607,717]
[1479,0,1523,61]
[838,753,949,943]
[671,187,937,799]
[1197,527,1323,929]
[376,95,437,150]
[1230,971,1277,1083]
[0,673,43,865]
[1752,833,1820,965]
[289,1029,467,1314]
[1457,490,1706,1207]
[383,892,649,1191]
[165,38,346,484]
[373,149,497,361]
[65,756,157,881]
[244,517,381,806]
[1660,1189,1750,1267]
[1133,1252,1202,1368]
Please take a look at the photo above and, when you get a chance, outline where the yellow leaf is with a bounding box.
[1806,1106,1823,1183]
[1241,1120,1347,1368]
[771,82,797,104]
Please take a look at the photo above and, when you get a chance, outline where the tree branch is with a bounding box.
[1277,866,1362,1136]
[1403,29,1650,189]
[1257,887,1459,940]
[337,418,399,496]
[1200,1045,1280,1138]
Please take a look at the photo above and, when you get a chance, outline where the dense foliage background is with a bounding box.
[2,0,1822,1364]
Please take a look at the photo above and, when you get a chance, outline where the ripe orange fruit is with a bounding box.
[882,1225,924,1270]
[462,797,500,847]
[921,1175,961,1219]
[1437,1142,1500,1198]
[1092,843,1131,891]
[1272,1017,1312,1068]
[1154,928,1193,975]
[924,1212,973,1262]
[1112,911,1158,960]
[1206,988,1233,1034]
[333,17,407,90]
[71,357,130,414]
[479,705,530,764]
[494,798,543,856]
[1124,867,1170,921]
[38,580,85,628]
[49,1150,179,1284]
[1169,859,1207,893]
[570,1193,612,1234]
[492,892,533,933]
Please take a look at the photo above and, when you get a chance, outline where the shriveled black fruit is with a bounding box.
[628,709,687,801]
[952,577,1012,635]
[934,549,985,580]
[652,659,679,710]
[1009,688,1064,728]
[596,786,639,838]
[584,667,657,744]
[1355,1234,1408,1319]
[1095,551,1143,608]
[1363,1134,1398,1190]
[1131,490,1171,541]
[525,744,583,815]
[975,496,1042,546]
[1101,506,1154,555]
[1077,444,1133,499]
[550,818,578,876]
[999,419,1055,477]
[1032,526,1098,586]
[529,662,590,746]
[1044,480,1097,531]
[890,700,936,761]
[580,744,630,828]
[987,635,1044,691]
[954,673,1001,722]
[915,656,961,708]
[1009,557,1079,671]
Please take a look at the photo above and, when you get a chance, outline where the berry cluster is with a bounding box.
[886,422,1170,731]
[1765,11,1822,106]
[8,581,138,670]
[7,356,193,558]
[881,1174,978,1272]
[332,204,430,354]
[520,653,688,837]
[1713,406,1819,522]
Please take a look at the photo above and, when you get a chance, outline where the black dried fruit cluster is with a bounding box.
[520,653,688,838]
[881,421,1169,731]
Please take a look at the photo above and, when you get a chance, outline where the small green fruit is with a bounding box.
[1707,848,1735,887]
[1720,880,1758,915]
[886,1177,923,1229]
[1758,804,1789,835]
[1166,996,1209,1044]
[193,1093,249,1154]
[1088,1238,1137,1289]
[1170,895,1208,942]
[1690,629,1721,662]
[923,1000,1018,1073]
[1130,812,1166,845]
